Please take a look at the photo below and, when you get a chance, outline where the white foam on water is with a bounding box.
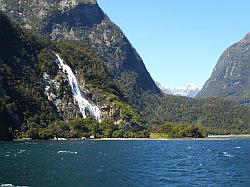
[55,54,101,122]
[1,185,14,187]
[97,169,103,172]
[223,152,234,158]
[1,184,28,187]
[57,151,77,154]
[133,146,142,149]
[236,147,241,149]
[18,150,26,154]
[58,151,67,153]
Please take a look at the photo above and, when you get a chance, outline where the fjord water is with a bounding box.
[0,139,250,187]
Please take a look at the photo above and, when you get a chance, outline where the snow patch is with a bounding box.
[157,82,200,98]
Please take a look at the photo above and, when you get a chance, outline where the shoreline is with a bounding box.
[9,134,250,142]
[207,134,250,138]
[96,135,250,141]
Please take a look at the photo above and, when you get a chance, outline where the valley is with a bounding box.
[0,0,249,141]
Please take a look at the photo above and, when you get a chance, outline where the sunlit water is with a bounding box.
[0,139,250,187]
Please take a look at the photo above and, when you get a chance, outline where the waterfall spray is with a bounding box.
[55,54,101,122]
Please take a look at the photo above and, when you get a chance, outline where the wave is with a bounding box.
[1,184,28,187]
[57,151,77,154]
[223,152,234,157]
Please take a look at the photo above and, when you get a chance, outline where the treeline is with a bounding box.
[150,122,205,138]
[17,117,149,140]
[141,93,250,135]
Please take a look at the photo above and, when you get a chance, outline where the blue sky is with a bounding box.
[98,0,250,89]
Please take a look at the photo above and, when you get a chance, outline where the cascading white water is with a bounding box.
[55,54,101,122]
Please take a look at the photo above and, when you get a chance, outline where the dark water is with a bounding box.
[0,139,250,187]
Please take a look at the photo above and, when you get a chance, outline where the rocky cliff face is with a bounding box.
[1,0,160,108]
[197,33,250,105]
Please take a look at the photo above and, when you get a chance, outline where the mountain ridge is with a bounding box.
[197,33,250,105]
[156,82,200,98]
[0,0,160,108]
[0,2,250,140]
[0,12,145,140]
[170,83,200,98]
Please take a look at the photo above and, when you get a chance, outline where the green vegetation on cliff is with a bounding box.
[0,0,161,109]
[0,12,142,140]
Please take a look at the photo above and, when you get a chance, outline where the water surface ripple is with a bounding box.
[0,139,249,187]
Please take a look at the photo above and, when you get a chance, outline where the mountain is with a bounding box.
[0,2,249,140]
[155,82,173,95]
[197,33,250,105]
[0,12,144,140]
[156,82,199,98]
[0,0,160,108]
[170,83,200,98]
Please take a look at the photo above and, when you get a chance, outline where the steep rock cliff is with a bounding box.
[1,0,160,108]
[197,33,250,105]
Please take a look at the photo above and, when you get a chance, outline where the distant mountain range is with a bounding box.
[156,82,200,98]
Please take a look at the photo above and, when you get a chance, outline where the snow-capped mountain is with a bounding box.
[155,82,173,95]
[156,82,200,98]
[170,83,200,98]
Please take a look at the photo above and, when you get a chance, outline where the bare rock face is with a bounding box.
[197,33,250,105]
[42,71,82,119]
[1,0,160,108]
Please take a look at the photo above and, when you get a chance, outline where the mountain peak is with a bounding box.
[241,32,250,42]
[185,83,199,90]
[58,0,97,4]
[58,0,97,11]
[172,83,200,98]
[1,0,161,109]
[156,82,200,98]
[155,82,173,95]
[197,33,250,104]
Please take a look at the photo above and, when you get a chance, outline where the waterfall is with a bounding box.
[55,54,101,122]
